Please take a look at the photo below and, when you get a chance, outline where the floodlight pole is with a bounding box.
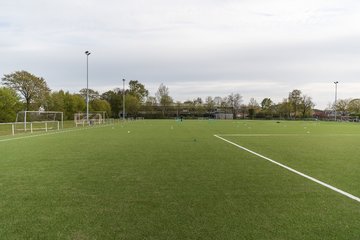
[85,51,91,123]
[334,81,338,121]
[122,78,126,120]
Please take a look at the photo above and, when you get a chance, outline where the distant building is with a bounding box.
[313,109,327,119]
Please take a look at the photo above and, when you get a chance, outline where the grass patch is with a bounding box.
[0,120,359,239]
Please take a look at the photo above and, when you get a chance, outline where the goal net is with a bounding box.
[15,111,64,133]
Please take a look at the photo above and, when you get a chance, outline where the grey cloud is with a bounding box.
[1,0,360,109]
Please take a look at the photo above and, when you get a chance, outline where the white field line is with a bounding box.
[219,133,360,137]
[0,124,112,143]
[214,134,360,203]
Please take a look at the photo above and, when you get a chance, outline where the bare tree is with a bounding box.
[205,96,215,113]
[248,98,260,119]
[213,96,222,107]
[227,93,242,118]
[156,83,173,117]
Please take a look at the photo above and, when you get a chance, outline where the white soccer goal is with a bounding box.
[74,112,108,127]
[15,111,64,133]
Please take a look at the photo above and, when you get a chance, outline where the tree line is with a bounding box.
[329,98,360,119]
[3,70,356,123]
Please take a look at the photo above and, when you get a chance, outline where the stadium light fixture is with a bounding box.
[122,78,126,120]
[334,81,339,121]
[85,51,91,123]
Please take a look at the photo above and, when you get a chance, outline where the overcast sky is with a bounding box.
[1,0,360,109]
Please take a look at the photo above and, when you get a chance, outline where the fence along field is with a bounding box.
[0,119,359,239]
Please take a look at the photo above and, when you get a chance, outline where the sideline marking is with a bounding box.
[219,133,360,137]
[214,134,360,203]
[0,124,113,143]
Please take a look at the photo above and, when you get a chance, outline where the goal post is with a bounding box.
[15,111,64,132]
[0,123,16,136]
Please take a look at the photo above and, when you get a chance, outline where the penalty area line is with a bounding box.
[214,134,360,203]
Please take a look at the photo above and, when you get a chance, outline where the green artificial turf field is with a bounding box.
[0,120,359,239]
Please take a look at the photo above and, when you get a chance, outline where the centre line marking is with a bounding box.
[214,134,360,203]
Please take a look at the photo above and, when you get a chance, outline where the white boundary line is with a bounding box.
[219,133,360,137]
[214,134,360,203]
[0,124,112,143]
